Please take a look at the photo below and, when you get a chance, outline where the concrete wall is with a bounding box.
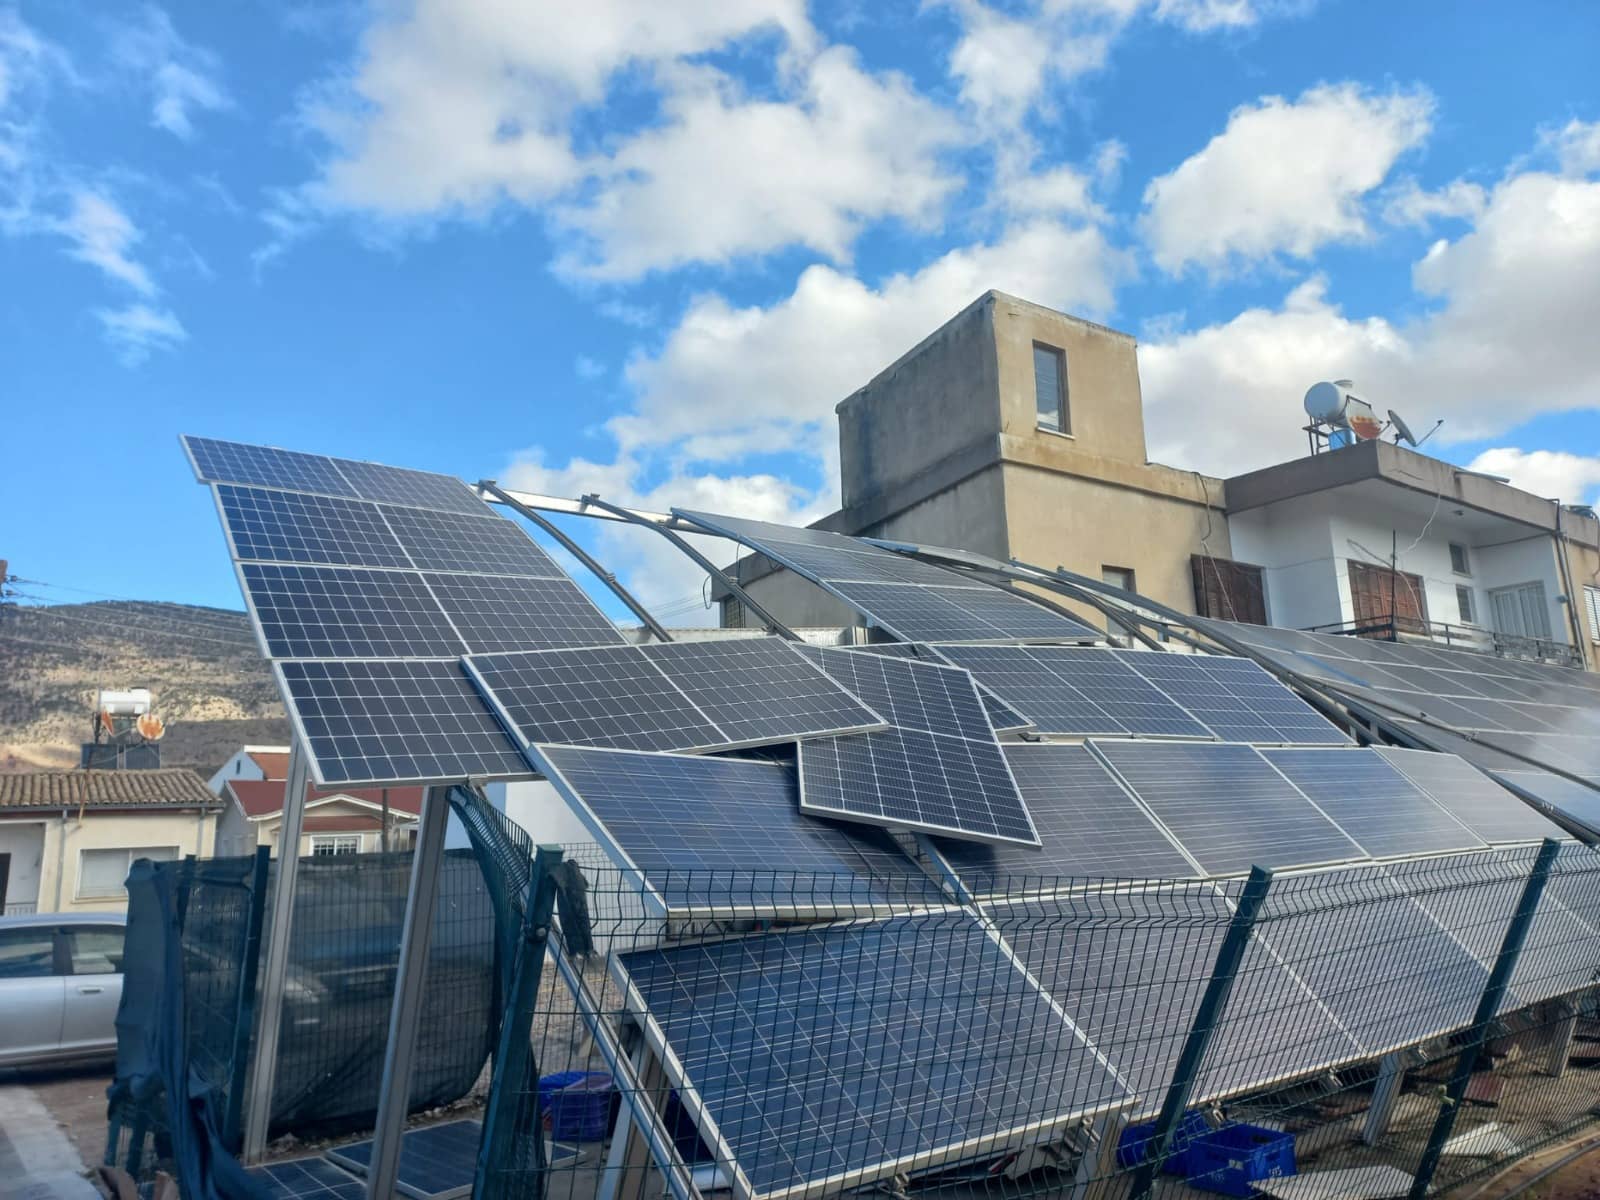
[32,809,217,913]
[1228,502,1343,628]
[0,821,46,911]
[206,749,270,795]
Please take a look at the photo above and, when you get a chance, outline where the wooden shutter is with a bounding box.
[1191,556,1267,625]
[1348,562,1428,632]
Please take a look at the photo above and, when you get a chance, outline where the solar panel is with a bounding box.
[469,639,882,754]
[614,912,1129,1200]
[795,647,1038,846]
[1495,770,1600,835]
[924,584,1099,640]
[184,435,358,497]
[249,1157,366,1200]
[378,504,563,577]
[756,540,975,586]
[325,1119,482,1200]
[1260,748,1485,858]
[240,563,464,659]
[934,744,1196,892]
[216,485,411,568]
[933,644,1144,735]
[424,572,627,653]
[1377,748,1565,844]
[979,688,1033,733]
[1117,652,1348,745]
[1091,741,1365,876]
[278,659,532,786]
[538,745,934,915]
[835,581,1022,643]
[640,639,884,748]
[331,457,492,518]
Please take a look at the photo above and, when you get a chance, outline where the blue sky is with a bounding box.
[2,0,1597,623]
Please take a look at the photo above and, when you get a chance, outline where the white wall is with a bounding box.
[0,821,46,910]
[206,748,273,795]
[1227,498,1345,628]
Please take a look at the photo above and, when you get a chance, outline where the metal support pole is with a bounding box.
[225,846,272,1151]
[1408,838,1562,1200]
[1363,1052,1407,1146]
[1077,1113,1129,1200]
[585,495,801,639]
[1544,1004,1580,1078]
[367,786,452,1200]
[1130,866,1274,1200]
[475,845,563,1200]
[242,739,311,1162]
[478,480,673,643]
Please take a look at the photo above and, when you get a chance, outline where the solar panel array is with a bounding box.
[794,646,1039,846]
[1495,769,1600,836]
[1378,747,1569,845]
[249,1157,366,1200]
[325,1118,482,1200]
[674,508,1099,643]
[468,638,884,755]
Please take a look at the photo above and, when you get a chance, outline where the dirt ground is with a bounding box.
[0,1063,113,1175]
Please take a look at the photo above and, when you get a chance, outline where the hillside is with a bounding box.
[0,600,286,776]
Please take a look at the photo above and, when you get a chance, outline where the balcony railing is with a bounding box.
[3,901,38,916]
[1302,616,1585,669]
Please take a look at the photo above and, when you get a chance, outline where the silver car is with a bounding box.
[0,912,126,1067]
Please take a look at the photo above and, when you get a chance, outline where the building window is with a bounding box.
[1448,542,1471,575]
[312,835,360,856]
[1584,585,1600,643]
[1191,556,1269,625]
[78,846,178,900]
[1033,343,1069,434]
[1488,581,1553,641]
[1455,585,1475,624]
[1101,565,1136,593]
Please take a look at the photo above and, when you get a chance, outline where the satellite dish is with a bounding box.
[1387,409,1418,447]
[136,713,166,742]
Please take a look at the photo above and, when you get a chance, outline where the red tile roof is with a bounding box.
[246,750,291,779]
[225,779,424,820]
[0,769,221,812]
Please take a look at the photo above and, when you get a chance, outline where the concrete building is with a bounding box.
[0,769,220,914]
[715,289,1600,670]
[206,744,290,794]
[212,779,421,858]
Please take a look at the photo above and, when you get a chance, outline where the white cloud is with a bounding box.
[1140,82,1433,273]
[1382,178,1486,228]
[1141,153,1600,474]
[96,302,186,362]
[1466,449,1600,506]
[1544,118,1600,176]
[111,6,230,139]
[1154,0,1262,31]
[58,189,155,295]
[555,49,962,278]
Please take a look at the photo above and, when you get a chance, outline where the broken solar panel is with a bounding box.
[935,644,1209,738]
[1117,651,1349,745]
[537,745,936,915]
[1260,748,1485,858]
[933,744,1195,892]
[795,646,1038,846]
[468,639,884,755]
[277,659,531,786]
[614,912,1128,1200]
[1378,747,1567,845]
[1091,740,1365,875]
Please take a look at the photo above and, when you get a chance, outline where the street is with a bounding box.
[0,1064,108,1200]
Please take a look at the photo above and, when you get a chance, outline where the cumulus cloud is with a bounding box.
[111,6,230,139]
[1466,448,1600,506]
[1141,82,1433,273]
[1382,178,1486,228]
[1545,118,1600,176]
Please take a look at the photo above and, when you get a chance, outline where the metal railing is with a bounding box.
[1303,616,1584,668]
[2,900,38,915]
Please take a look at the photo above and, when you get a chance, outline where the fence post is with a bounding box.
[1408,838,1561,1200]
[475,844,564,1200]
[224,846,272,1151]
[1130,865,1274,1200]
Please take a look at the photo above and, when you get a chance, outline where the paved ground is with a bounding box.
[0,1064,110,1200]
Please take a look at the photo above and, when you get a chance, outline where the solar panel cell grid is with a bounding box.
[332,457,491,517]
[1377,748,1565,844]
[250,1157,366,1200]
[760,540,977,587]
[933,645,1136,735]
[378,504,563,577]
[1028,648,1212,737]
[1118,652,1348,745]
[241,563,464,659]
[217,485,412,568]
[837,581,1016,643]
[185,436,358,497]
[926,584,1099,640]
[424,572,626,653]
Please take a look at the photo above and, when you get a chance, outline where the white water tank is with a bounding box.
[97,688,152,716]
[1304,380,1382,440]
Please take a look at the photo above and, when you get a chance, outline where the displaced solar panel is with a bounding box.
[185,435,359,497]
[425,572,627,652]
[756,540,973,586]
[278,659,531,785]
[379,503,563,577]
[795,646,1038,846]
[1495,770,1600,834]
[1261,748,1485,858]
[216,485,411,568]
[1118,651,1348,745]
[1091,741,1365,876]
[926,584,1099,640]
[990,888,1360,1107]
[1377,748,1565,844]
[934,744,1195,891]
[538,745,935,914]
[470,639,882,754]
[325,1119,482,1200]
[615,912,1128,1200]
[241,563,465,658]
[931,644,1165,736]
[249,1157,366,1200]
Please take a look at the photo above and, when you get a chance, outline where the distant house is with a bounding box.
[213,779,421,858]
[206,744,290,793]
[0,769,221,914]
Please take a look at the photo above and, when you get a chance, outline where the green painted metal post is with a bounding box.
[1408,839,1562,1200]
[475,844,564,1200]
[1130,865,1274,1200]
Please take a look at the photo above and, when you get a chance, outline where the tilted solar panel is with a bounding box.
[249,1157,366,1200]
[1117,651,1348,745]
[424,572,627,653]
[933,644,1168,736]
[537,745,935,915]
[185,435,358,497]
[324,1118,483,1200]
[1091,741,1365,875]
[378,504,564,577]
[615,912,1129,1200]
[217,485,412,568]
[1260,748,1485,858]
[241,563,465,659]
[1494,770,1600,836]
[796,647,1039,846]
[1377,748,1566,845]
[323,457,492,518]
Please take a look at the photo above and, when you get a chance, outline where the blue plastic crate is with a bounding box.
[1116,1111,1211,1174]
[538,1071,616,1141]
[1185,1123,1296,1197]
